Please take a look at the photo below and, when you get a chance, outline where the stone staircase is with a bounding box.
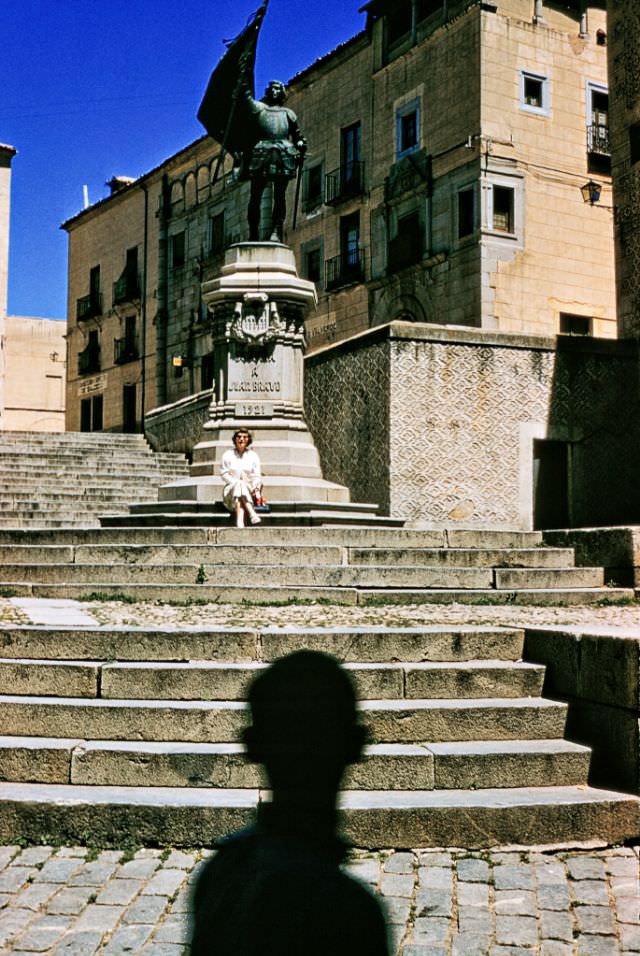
[0,526,632,605]
[0,432,189,529]
[0,620,636,848]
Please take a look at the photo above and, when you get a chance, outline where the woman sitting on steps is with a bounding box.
[221,429,263,528]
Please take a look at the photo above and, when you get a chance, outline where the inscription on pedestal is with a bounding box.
[235,402,274,417]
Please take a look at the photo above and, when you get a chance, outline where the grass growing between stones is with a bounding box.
[79,592,138,604]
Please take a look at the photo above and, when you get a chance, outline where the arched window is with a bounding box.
[184,172,197,208]
[170,180,185,215]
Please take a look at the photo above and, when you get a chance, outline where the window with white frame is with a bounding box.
[396,99,420,158]
[586,82,610,173]
[520,71,549,115]
[490,185,515,234]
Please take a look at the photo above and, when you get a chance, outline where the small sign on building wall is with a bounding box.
[78,375,106,397]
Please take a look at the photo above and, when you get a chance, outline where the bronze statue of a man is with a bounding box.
[242,80,306,242]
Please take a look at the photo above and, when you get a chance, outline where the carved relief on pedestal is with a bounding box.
[226,293,282,348]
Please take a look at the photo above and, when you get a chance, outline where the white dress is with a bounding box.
[220,448,262,511]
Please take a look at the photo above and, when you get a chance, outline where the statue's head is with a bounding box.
[263,80,286,105]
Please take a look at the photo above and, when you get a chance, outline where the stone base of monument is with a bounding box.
[101,498,404,528]
[135,242,399,528]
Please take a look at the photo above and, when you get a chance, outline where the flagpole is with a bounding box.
[209,0,270,190]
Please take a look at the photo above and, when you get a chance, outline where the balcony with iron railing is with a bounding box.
[78,345,101,375]
[325,161,365,205]
[76,293,102,321]
[587,123,611,174]
[113,273,141,306]
[114,335,139,365]
[325,250,365,290]
[587,123,610,156]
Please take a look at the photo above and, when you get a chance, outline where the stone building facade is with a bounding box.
[0,144,16,430]
[3,316,66,431]
[64,0,613,436]
[608,0,640,337]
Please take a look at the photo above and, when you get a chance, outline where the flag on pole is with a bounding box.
[197,0,269,163]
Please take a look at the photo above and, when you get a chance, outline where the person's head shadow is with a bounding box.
[242,650,366,811]
[189,651,390,956]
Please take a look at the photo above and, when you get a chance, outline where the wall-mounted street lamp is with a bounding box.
[581,180,602,205]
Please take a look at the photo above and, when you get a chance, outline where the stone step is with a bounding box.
[0,529,220,545]
[0,561,607,590]
[349,547,576,569]
[0,519,102,530]
[0,544,347,566]
[1,581,630,604]
[0,450,185,464]
[0,695,567,743]
[0,562,499,588]
[0,659,544,700]
[494,567,605,589]
[0,544,579,570]
[0,525,545,549]
[0,781,635,848]
[0,492,167,507]
[0,430,150,442]
[101,510,405,528]
[0,736,590,791]
[133,500,381,515]
[0,458,187,485]
[0,626,526,664]
[0,526,543,549]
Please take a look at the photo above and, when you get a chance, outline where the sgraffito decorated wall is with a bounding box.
[305,322,640,528]
[304,334,391,514]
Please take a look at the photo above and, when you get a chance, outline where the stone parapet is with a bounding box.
[525,627,640,796]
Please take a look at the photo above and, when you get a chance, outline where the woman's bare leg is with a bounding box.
[242,496,261,525]
[234,500,245,528]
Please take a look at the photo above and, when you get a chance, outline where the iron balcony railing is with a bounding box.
[76,293,102,321]
[325,250,364,290]
[587,123,610,156]
[78,345,101,375]
[114,335,139,365]
[112,273,140,306]
[324,161,365,205]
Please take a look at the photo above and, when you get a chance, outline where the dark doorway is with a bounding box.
[122,384,137,433]
[80,394,104,433]
[533,439,569,529]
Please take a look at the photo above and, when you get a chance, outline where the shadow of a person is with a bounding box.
[190,650,390,955]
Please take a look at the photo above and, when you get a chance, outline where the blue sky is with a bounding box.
[2,0,366,320]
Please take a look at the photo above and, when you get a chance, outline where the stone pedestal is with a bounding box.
[159,243,350,506]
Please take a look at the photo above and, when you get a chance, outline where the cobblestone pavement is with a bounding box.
[0,843,637,955]
[2,596,640,631]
